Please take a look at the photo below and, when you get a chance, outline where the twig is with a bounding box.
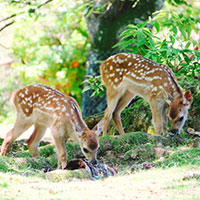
[0,14,17,23]
[38,0,53,9]
[132,0,140,8]
[0,43,9,49]
[0,20,15,32]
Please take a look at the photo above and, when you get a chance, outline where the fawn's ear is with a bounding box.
[183,90,192,106]
[92,118,104,136]
[161,88,174,105]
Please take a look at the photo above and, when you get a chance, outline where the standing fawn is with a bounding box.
[100,53,192,136]
[0,84,103,169]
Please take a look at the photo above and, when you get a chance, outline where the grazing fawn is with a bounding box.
[0,84,103,169]
[100,53,192,136]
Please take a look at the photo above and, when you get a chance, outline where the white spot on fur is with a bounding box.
[153,76,162,80]
[43,103,47,107]
[62,106,66,112]
[144,77,153,81]
[164,82,168,87]
[131,72,136,77]
[152,87,157,92]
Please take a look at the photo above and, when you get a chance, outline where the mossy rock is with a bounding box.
[46,169,92,182]
[0,156,55,175]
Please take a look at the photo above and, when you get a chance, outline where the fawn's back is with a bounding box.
[100,53,181,101]
[13,84,80,128]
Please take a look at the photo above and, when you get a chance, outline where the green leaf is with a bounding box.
[171,26,178,35]
[179,26,187,40]
[148,37,155,48]
[169,35,175,45]
[131,45,138,54]
[185,42,191,49]
[154,20,160,32]
[136,29,143,42]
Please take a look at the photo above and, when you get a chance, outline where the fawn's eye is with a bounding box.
[83,148,89,153]
[179,116,184,122]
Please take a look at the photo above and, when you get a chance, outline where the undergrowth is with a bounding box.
[0,132,200,178]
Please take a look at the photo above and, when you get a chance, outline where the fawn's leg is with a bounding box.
[51,126,67,169]
[0,114,33,156]
[161,104,168,135]
[113,91,135,135]
[103,91,124,136]
[150,100,165,135]
[27,123,47,157]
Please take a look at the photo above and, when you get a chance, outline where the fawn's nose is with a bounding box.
[170,129,179,135]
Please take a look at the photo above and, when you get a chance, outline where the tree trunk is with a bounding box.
[82,0,165,117]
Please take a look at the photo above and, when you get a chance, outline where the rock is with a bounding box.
[195,132,200,137]
[187,128,200,137]
[187,127,195,135]
[154,146,166,158]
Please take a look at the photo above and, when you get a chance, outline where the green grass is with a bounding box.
[156,148,200,168]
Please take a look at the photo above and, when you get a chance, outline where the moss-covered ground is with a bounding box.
[0,131,200,199]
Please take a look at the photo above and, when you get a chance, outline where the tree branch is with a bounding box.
[0,14,17,23]
[0,0,54,32]
[0,20,15,32]
[38,0,53,9]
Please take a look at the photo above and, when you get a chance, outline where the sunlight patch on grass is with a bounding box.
[0,166,200,200]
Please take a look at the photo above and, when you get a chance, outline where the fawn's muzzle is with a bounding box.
[170,129,179,136]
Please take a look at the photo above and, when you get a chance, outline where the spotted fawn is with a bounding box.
[0,84,103,169]
[100,53,192,136]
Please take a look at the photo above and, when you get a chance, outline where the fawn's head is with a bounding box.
[75,120,103,164]
[164,90,192,135]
